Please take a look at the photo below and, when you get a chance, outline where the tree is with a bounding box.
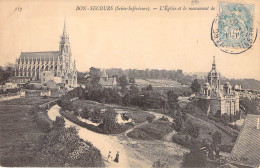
[89,67,101,88]
[101,108,118,133]
[215,110,221,118]
[172,114,183,133]
[118,75,128,92]
[146,84,153,91]
[183,143,207,167]
[122,93,131,106]
[167,90,179,114]
[212,131,222,145]
[81,108,91,119]
[181,110,188,122]
[184,120,200,140]
[129,84,139,95]
[53,116,65,128]
[146,115,155,123]
[182,142,207,167]
[190,79,201,93]
[129,77,135,84]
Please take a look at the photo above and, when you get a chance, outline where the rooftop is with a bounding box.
[229,114,260,167]
[19,51,60,60]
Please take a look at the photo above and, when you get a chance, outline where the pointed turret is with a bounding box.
[63,17,67,36]
[212,56,216,71]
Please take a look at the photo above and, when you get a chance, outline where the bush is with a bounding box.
[152,159,169,168]
[53,116,65,128]
[182,149,207,167]
[146,115,155,123]
[33,126,104,167]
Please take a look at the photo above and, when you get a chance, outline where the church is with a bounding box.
[196,56,240,117]
[13,20,77,88]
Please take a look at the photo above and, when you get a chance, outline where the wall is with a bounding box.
[0,94,20,102]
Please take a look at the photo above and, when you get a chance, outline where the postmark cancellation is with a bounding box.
[211,2,257,54]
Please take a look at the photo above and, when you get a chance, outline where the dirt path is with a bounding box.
[48,104,189,167]
[47,105,130,167]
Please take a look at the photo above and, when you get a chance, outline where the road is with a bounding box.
[47,104,188,167]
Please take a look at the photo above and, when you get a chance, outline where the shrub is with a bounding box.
[33,126,104,167]
[80,108,91,119]
[53,116,65,128]
[152,159,169,168]
[146,115,155,123]
[212,131,222,145]
[184,120,200,140]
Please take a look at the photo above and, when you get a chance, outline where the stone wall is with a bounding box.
[0,94,20,102]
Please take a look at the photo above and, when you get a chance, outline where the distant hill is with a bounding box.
[184,72,208,79]
[222,78,260,91]
[78,69,260,91]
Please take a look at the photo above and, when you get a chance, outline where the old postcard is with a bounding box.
[0,0,259,167]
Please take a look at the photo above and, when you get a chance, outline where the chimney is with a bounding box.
[257,118,260,130]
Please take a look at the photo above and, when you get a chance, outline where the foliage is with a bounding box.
[167,90,179,113]
[146,115,155,123]
[33,125,103,167]
[127,120,173,140]
[89,67,101,88]
[53,116,65,128]
[99,108,118,133]
[240,97,260,115]
[152,159,169,168]
[118,75,128,92]
[129,77,135,84]
[184,120,200,140]
[0,64,15,84]
[190,79,201,93]
[172,113,184,133]
[212,131,222,145]
[182,142,207,167]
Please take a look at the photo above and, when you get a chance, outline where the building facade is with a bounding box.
[197,56,239,116]
[14,20,77,87]
[99,69,117,88]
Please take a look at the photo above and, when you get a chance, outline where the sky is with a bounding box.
[0,0,259,80]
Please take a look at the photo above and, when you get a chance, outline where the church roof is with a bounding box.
[19,51,60,60]
[230,114,260,167]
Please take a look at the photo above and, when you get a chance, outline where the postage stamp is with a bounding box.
[211,2,257,54]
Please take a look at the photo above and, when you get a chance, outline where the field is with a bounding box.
[135,79,183,87]
[0,96,52,166]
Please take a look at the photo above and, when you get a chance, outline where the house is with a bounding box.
[40,90,51,97]
[229,114,260,168]
[99,69,117,88]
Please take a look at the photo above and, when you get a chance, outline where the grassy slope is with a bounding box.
[127,119,174,140]
[187,114,235,146]
[0,97,52,166]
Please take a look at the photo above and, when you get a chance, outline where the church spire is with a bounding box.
[212,56,216,71]
[63,17,67,36]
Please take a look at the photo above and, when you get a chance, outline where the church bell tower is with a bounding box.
[59,19,72,70]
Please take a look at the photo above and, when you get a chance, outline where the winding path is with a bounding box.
[47,104,186,167]
[47,105,130,167]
